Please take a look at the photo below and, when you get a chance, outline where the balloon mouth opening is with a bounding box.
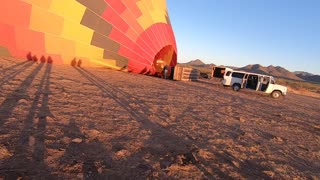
[153,45,177,73]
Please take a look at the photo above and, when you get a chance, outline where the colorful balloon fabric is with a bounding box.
[0,0,177,75]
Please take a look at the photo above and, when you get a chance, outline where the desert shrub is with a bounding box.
[277,78,320,94]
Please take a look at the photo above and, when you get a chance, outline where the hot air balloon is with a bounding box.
[0,0,177,75]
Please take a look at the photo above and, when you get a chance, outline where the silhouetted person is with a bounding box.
[47,56,53,64]
[33,55,38,63]
[77,59,82,67]
[40,56,46,63]
[163,65,168,79]
[26,52,33,61]
[71,58,77,67]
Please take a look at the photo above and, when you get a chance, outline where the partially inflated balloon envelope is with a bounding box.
[0,0,177,75]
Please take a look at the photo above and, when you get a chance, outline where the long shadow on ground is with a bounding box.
[0,62,55,179]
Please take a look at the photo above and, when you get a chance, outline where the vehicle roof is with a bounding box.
[227,70,274,78]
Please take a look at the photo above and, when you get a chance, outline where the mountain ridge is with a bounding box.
[294,71,320,83]
[182,60,319,83]
[237,64,302,81]
[179,59,215,68]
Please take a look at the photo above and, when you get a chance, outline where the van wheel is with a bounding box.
[271,91,281,98]
[232,84,241,91]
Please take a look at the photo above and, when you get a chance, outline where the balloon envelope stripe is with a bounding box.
[0,0,177,75]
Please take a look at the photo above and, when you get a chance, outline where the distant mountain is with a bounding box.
[187,59,205,66]
[237,64,302,81]
[294,71,314,76]
[294,71,320,83]
[180,59,215,68]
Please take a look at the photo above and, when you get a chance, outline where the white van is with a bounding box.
[222,70,287,98]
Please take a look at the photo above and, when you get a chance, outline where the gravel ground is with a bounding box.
[0,57,319,179]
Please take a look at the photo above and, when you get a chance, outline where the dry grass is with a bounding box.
[0,145,13,159]
[0,57,319,179]
[277,78,320,98]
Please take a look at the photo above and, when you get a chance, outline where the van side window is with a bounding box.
[259,76,263,82]
[271,79,275,84]
[231,72,245,78]
[226,71,231,76]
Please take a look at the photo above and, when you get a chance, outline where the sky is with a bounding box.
[166,0,320,75]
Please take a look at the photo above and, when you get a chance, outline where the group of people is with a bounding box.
[26,52,53,64]
[71,58,82,67]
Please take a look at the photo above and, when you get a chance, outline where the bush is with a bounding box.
[277,78,320,94]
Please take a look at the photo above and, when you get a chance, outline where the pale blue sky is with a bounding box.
[167,0,320,75]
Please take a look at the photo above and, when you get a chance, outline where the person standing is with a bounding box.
[71,58,77,66]
[164,65,168,79]
[77,59,82,67]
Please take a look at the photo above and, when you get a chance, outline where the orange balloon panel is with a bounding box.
[0,0,177,75]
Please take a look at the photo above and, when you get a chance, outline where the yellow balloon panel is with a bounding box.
[29,5,64,36]
[49,0,86,22]
[21,0,53,9]
[45,35,76,56]
[61,20,94,44]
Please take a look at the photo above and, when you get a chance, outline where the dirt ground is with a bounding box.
[0,57,319,179]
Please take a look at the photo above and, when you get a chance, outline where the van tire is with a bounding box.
[232,84,241,91]
[271,91,281,98]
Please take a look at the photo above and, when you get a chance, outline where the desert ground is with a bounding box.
[0,57,319,179]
